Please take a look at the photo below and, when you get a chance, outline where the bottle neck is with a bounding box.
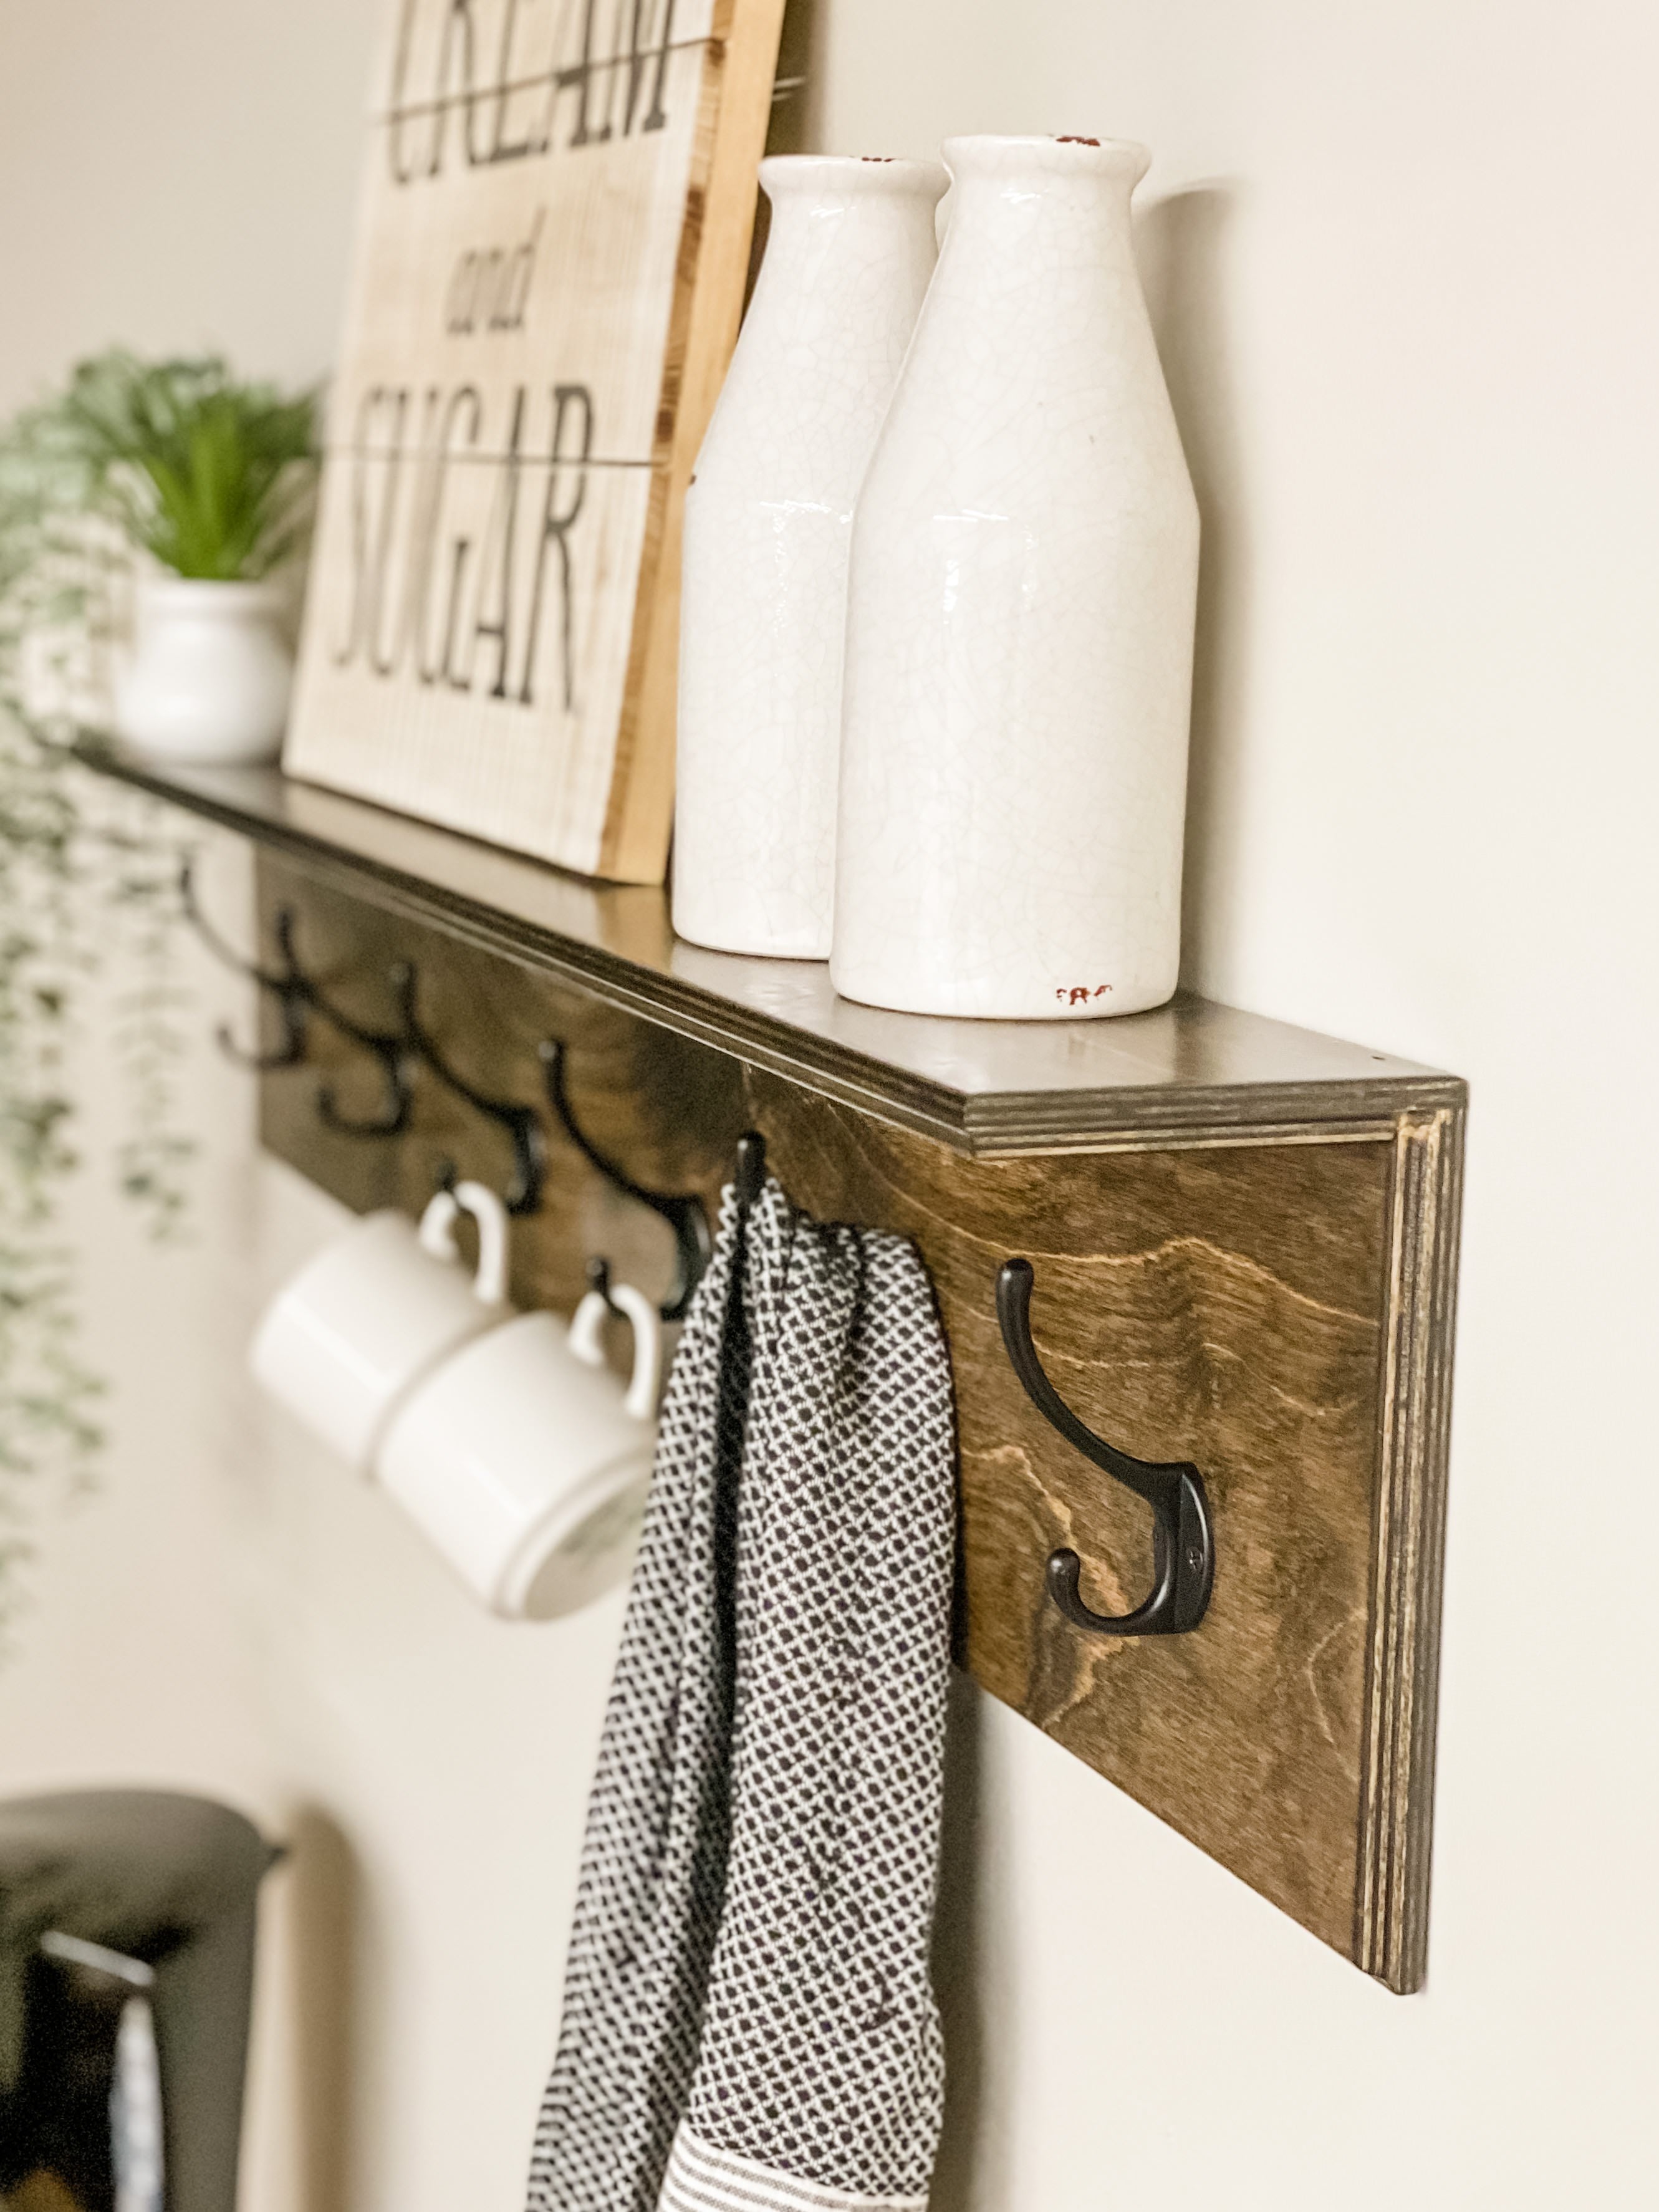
[761,156,944,224]
[943,161,1138,268]
[765,182,940,243]
[755,174,943,308]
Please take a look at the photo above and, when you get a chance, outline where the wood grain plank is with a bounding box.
[749,1076,1392,1960]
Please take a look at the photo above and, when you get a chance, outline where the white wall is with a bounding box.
[0,0,376,412]
[805,6,1659,2206]
[2,3,1656,2209]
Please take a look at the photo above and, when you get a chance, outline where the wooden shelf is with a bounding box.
[73,738,1463,1158]
[78,736,1467,1990]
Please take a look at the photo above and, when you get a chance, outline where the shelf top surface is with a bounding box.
[75,742,1463,1152]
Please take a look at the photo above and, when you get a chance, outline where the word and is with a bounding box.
[387,0,680,182]
[446,209,546,334]
[329,380,595,713]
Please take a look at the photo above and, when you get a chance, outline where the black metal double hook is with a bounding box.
[587,1128,762,1320]
[996,1257,1214,1636]
[312,985,413,1144]
[179,857,309,1071]
[539,1041,711,1320]
[392,964,546,1213]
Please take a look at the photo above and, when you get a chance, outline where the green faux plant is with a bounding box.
[60,350,319,582]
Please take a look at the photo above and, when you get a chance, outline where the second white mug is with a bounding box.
[375,1279,664,1620]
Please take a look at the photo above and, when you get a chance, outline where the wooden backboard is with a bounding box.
[285,0,786,883]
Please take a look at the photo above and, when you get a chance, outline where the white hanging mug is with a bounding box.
[250,1181,511,1470]
[374,1280,664,1620]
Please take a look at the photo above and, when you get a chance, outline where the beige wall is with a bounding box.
[0,0,375,411]
[2,3,1656,2210]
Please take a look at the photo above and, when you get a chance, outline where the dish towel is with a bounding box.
[527,1172,956,2212]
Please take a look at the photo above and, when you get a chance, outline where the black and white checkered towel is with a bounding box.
[527,1172,956,2212]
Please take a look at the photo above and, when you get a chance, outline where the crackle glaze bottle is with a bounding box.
[832,135,1200,1021]
[673,154,947,960]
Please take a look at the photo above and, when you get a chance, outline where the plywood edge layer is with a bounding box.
[959,1079,1467,1150]
[1355,1103,1466,1991]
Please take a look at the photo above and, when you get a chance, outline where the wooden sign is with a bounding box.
[285,0,786,883]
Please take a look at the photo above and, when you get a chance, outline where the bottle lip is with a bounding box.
[941,133,1152,187]
[759,153,950,201]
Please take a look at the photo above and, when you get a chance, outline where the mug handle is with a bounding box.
[417,1181,510,1307]
[567,1282,664,1423]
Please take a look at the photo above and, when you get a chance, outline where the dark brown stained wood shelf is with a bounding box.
[77,738,1467,1993]
[72,738,1463,1158]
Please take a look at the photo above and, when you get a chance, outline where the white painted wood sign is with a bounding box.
[286,0,785,883]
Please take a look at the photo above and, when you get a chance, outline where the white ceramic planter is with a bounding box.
[115,576,292,766]
[832,135,1200,1021]
[673,154,947,959]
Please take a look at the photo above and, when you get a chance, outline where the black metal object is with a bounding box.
[391,963,545,1214]
[733,1130,767,1216]
[181,856,413,1133]
[310,978,413,1141]
[0,1789,281,2212]
[539,1039,711,1319]
[178,856,307,1070]
[312,1027,413,1139]
[995,1256,1214,1636]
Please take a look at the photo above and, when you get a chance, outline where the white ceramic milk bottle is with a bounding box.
[674,155,947,961]
[833,135,1200,1021]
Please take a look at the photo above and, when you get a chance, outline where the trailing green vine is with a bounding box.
[0,350,317,1638]
[0,360,224,1639]
[1,385,102,1627]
